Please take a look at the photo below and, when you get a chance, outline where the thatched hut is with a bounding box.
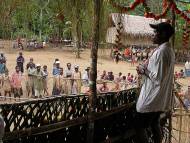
[106,13,166,47]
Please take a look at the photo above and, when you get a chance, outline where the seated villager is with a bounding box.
[119,76,128,90]
[11,66,23,99]
[111,80,120,91]
[106,72,114,81]
[98,82,109,93]
[100,70,107,80]
[115,72,122,83]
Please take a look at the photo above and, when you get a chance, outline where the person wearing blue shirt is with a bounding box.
[52,60,60,76]
[52,60,61,95]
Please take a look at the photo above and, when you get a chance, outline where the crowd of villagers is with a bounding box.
[0,52,138,100]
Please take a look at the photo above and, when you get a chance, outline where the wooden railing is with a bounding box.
[0,88,138,143]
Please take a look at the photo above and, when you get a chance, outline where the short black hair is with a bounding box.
[150,22,174,39]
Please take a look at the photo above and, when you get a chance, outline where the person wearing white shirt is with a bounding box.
[82,67,90,86]
[185,61,189,69]
[136,22,175,143]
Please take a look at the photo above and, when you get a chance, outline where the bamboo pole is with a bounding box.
[179,104,182,143]
[87,0,101,143]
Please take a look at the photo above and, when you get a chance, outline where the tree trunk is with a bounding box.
[87,0,101,142]
[76,7,82,58]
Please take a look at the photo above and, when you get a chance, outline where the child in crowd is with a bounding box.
[3,71,11,100]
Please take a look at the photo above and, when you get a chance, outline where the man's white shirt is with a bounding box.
[136,42,175,113]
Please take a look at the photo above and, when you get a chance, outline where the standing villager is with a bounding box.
[82,67,90,86]
[26,58,35,70]
[26,63,36,97]
[72,65,81,95]
[42,65,49,96]
[135,22,175,143]
[11,66,23,99]
[64,63,73,95]
[3,71,11,100]
[33,64,44,98]
[52,60,60,95]
[0,53,6,64]
[54,68,64,95]
[16,52,25,73]
[0,60,5,87]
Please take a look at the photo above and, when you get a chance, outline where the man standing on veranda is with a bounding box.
[136,22,175,143]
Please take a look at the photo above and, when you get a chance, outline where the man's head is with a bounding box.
[30,58,33,62]
[36,64,41,72]
[150,22,174,45]
[59,68,63,75]
[19,52,22,56]
[74,65,79,72]
[119,72,122,77]
[55,61,60,68]
[67,63,71,69]
[43,65,47,71]
[15,66,20,73]
[85,67,90,72]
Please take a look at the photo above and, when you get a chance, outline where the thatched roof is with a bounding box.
[106,13,166,46]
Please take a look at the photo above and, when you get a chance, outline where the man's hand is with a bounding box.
[136,64,145,75]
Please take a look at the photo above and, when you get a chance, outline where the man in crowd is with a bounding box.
[52,60,60,95]
[54,68,64,95]
[82,67,90,86]
[64,63,72,95]
[136,22,175,143]
[106,71,114,81]
[33,64,44,98]
[0,53,6,64]
[72,65,81,94]
[16,52,25,73]
[42,65,49,96]
[11,66,23,99]
[26,61,36,97]
[100,70,107,80]
[0,60,5,87]
[26,58,35,70]
[53,60,60,76]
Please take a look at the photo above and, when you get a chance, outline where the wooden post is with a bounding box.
[169,9,176,143]
[87,0,101,143]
